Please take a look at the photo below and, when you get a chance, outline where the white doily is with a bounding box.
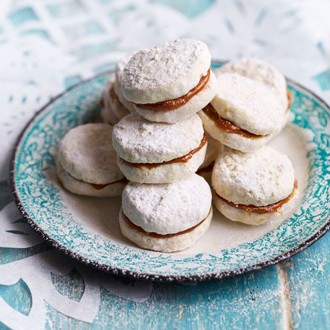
[0,0,329,328]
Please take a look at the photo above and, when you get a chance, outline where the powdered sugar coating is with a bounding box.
[113,56,136,112]
[58,124,124,184]
[217,58,288,109]
[100,80,130,125]
[57,160,125,197]
[112,112,204,163]
[122,174,212,235]
[133,71,217,123]
[199,133,223,169]
[119,208,212,252]
[121,39,211,103]
[117,142,207,183]
[212,146,295,206]
[211,73,283,135]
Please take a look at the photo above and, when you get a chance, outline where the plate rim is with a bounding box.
[10,60,330,282]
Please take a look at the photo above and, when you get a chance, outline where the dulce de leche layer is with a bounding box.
[287,90,292,112]
[136,69,210,111]
[123,210,209,238]
[68,171,127,190]
[216,179,298,214]
[121,134,208,169]
[202,104,267,139]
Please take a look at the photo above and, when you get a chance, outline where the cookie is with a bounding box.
[197,134,223,182]
[212,146,298,225]
[112,112,207,183]
[199,73,283,152]
[100,57,135,125]
[217,57,289,111]
[113,56,136,113]
[100,79,130,125]
[121,39,217,123]
[57,124,126,197]
[120,174,212,252]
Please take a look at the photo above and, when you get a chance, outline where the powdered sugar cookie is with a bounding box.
[121,39,216,123]
[100,79,130,125]
[197,134,223,182]
[212,146,298,225]
[57,124,126,197]
[217,57,290,111]
[120,174,212,252]
[199,73,284,152]
[100,57,136,125]
[112,112,207,183]
[113,56,136,113]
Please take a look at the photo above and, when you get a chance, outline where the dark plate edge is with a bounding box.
[9,60,330,283]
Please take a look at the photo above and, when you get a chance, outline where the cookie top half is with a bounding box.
[122,174,212,234]
[211,73,283,135]
[217,57,287,106]
[212,146,295,206]
[121,39,211,104]
[58,124,124,184]
[112,112,204,163]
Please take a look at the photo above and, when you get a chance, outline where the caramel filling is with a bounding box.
[89,178,127,190]
[109,85,118,100]
[198,161,215,174]
[202,104,265,139]
[98,98,105,108]
[123,209,210,238]
[286,89,291,112]
[122,134,208,170]
[68,171,127,190]
[216,179,298,214]
[203,89,291,139]
[136,69,210,111]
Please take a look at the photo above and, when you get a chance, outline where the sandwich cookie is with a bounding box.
[57,124,126,197]
[100,57,135,125]
[199,73,283,152]
[212,146,299,225]
[197,134,223,182]
[113,56,136,113]
[121,39,217,123]
[112,112,207,183]
[120,174,213,252]
[217,58,290,112]
[100,79,130,125]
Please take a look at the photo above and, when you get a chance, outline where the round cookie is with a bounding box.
[113,56,136,113]
[57,123,126,197]
[120,174,213,252]
[217,57,289,110]
[100,56,136,125]
[212,146,298,225]
[100,79,130,125]
[121,39,216,123]
[112,112,207,183]
[199,73,283,152]
[197,134,223,182]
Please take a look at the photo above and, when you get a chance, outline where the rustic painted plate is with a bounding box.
[11,63,330,282]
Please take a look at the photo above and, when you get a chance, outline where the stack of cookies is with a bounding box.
[110,39,218,252]
[56,39,300,254]
[199,58,298,225]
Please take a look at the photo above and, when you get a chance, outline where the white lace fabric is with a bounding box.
[0,0,329,328]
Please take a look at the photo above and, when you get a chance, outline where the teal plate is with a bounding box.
[11,63,330,282]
